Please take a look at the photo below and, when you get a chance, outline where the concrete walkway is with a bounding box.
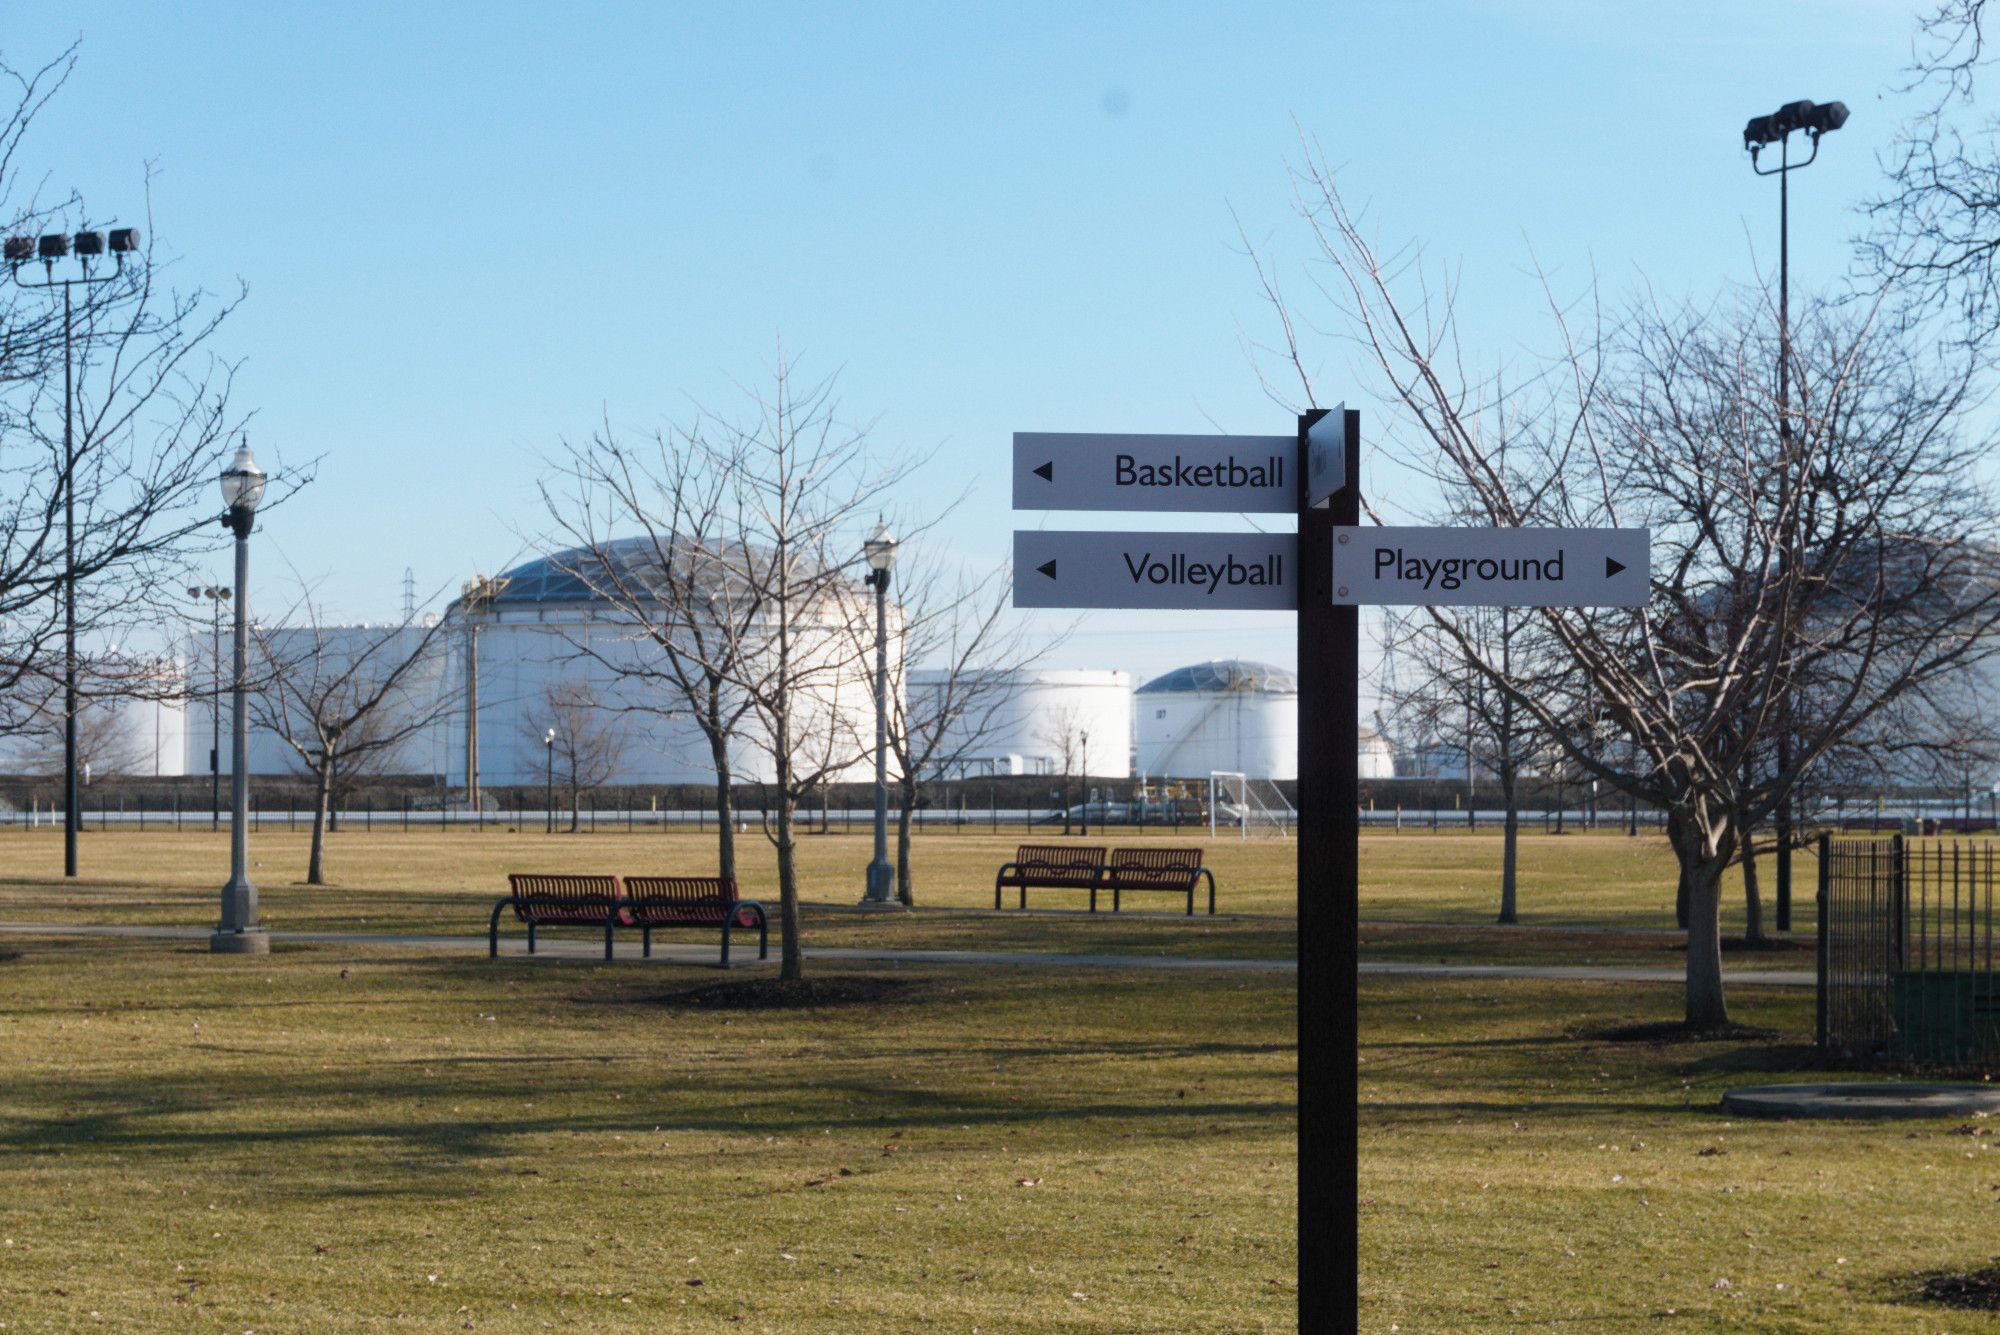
[0,920,1295,974]
[0,920,1824,985]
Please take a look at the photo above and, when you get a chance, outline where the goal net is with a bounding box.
[1209,771,1295,840]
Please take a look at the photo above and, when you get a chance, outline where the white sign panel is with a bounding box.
[1012,433,1296,514]
[1331,526,1650,607]
[1013,530,1297,610]
[1305,404,1346,507]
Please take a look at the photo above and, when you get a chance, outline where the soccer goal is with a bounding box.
[1209,771,1296,840]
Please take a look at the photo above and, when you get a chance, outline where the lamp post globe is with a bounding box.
[212,440,268,954]
[860,521,901,906]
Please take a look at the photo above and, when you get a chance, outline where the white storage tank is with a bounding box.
[1136,659,1299,781]
[907,668,1132,778]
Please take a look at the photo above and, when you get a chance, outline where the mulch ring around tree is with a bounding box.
[1907,1265,2000,1311]
[641,976,922,1011]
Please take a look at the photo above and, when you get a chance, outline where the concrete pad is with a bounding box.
[1720,1082,2000,1120]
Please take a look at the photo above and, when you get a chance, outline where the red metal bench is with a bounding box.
[994,844,1108,910]
[1101,846,1215,915]
[622,875,768,967]
[490,873,630,959]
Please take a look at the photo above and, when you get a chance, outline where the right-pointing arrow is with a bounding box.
[1037,558,1057,580]
[1605,557,1626,578]
[1032,461,1053,482]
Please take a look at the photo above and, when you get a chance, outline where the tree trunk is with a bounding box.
[1741,824,1766,945]
[308,760,333,885]
[1668,811,1731,1029]
[1675,862,1690,930]
[708,731,736,881]
[895,787,916,907]
[775,795,801,979]
[568,778,580,834]
[1498,765,1519,925]
[1062,768,1072,835]
[1682,855,1730,1028]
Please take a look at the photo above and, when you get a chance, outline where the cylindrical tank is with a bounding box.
[1135,659,1299,780]
[906,668,1132,778]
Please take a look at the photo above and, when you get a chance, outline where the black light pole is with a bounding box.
[212,441,268,955]
[1744,98,1847,933]
[543,728,555,835]
[860,521,900,905]
[1079,730,1091,837]
[6,227,140,878]
[188,585,231,829]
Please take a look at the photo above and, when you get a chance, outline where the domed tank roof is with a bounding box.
[485,538,766,607]
[1135,659,1296,695]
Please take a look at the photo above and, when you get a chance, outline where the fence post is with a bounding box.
[1815,831,1830,1052]
[1892,832,1908,973]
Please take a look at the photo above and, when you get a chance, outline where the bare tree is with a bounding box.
[1257,152,2000,1027]
[540,423,761,879]
[252,593,460,884]
[523,681,629,833]
[1382,606,1538,921]
[546,356,922,979]
[1036,704,1085,836]
[880,556,1046,905]
[0,49,256,755]
[1863,2,2000,341]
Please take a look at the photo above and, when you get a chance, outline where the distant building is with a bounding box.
[907,668,1132,778]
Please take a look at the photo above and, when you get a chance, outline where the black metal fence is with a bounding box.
[1819,833,2000,1069]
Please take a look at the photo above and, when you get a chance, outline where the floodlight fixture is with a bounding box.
[71,231,102,257]
[3,237,32,263]
[37,234,67,260]
[106,227,139,253]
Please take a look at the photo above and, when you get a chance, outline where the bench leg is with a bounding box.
[643,927,652,959]
[1204,870,1216,915]
[994,878,1003,910]
[758,912,769,960]
[604,916,616,962]
[1090,882,1098,914]
[527,923,537,955]
[488,898,508,959]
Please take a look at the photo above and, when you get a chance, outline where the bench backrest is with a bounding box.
[623,875,741,921]
[1012,844,1106,874]
[1105,847,1204,883]
[507,873,623,921]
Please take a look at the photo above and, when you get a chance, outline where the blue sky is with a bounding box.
[7,1,1927,685]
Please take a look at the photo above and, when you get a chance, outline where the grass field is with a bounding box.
[0,824,1823,933]
[1359,977,2000,1333]
[0,938,1294,1333]
[0,937,1990,1332]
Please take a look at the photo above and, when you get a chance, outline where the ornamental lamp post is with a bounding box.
[1743,96,1847,933]
[7,225,139,877]
[211,441,268,954]
[859,520,900,906]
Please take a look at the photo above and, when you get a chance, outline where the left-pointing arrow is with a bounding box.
[1033,461,1053,482]
[1037,559,1057,580]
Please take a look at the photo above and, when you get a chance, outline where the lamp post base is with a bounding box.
[860,859,903,908]
[209,928,270,955]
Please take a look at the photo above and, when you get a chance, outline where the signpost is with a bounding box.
[1304,409,1347,508]
[1012,432,1297,513]
[1332,525,1650,607]
[1009,399,1649,1329]
[1011,530,1296,610]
